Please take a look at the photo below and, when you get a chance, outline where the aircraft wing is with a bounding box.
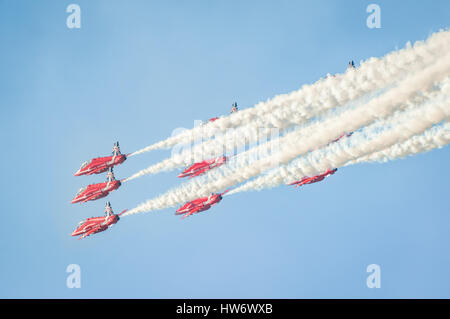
[181,211,195,219]
[78,227,99,240]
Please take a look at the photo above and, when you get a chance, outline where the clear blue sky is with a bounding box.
[1,0,449,298]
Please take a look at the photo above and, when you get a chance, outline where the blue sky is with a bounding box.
[0,0,449,298]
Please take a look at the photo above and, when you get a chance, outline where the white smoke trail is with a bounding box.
[122,62,450,216]
[228,95,450,194]
[345,122,450,165]
[125,29,450,182]
[128,29,450,160]
[172,66,450,194]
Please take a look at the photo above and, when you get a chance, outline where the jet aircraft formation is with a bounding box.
[71,104,243,239]
[71,66,355,240]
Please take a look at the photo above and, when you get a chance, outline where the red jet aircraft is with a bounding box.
[230,102,239,113]
[208,117,219,122]
[178,156,227,178]
[74,142,128,176]
[288,168,338,188]
[71,168,123,204]
[330,132,353,144]
[71,202,127,239]
[175,190,229,219]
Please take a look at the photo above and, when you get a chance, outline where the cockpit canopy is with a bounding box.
[79,161,89,169]
[112,142,121,155]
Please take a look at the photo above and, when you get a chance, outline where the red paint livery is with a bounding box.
[74,142,128,176]
[178,156,227,178]
[288,168,337,188]
[71,181,122,204]
[330,132,353,144]
[71,202,127,239]
[175,190,229,219]
[71,168,122,203]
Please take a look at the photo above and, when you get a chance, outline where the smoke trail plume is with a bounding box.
[123,60,450,216]
[345,122,450,165]
[128,30,450,161]
[229,97,450,194]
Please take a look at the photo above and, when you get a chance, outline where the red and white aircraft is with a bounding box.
[175,190,229,219]
[204,102,238,123]
[71,202,127,240]
[178,156,227,178]
[74,142,128,176]
[71,168,123,204]
[330,132,353,144]
[230,102,239,113]
[288,168,337,188]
